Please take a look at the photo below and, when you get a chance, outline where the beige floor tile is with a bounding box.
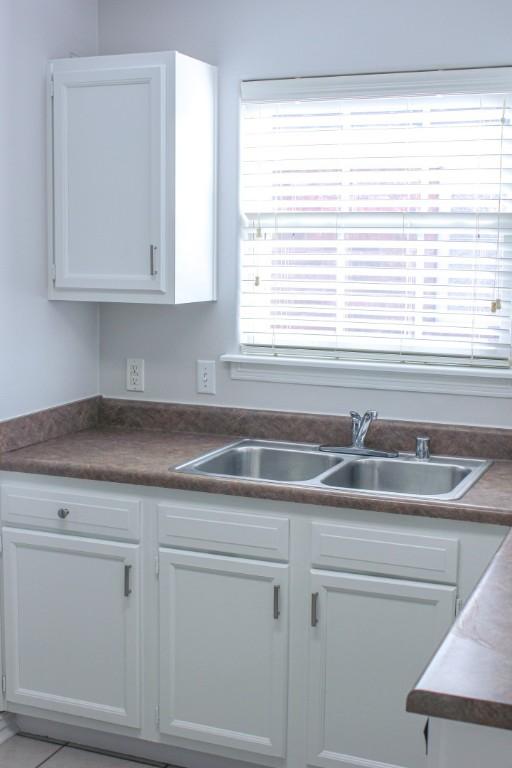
[0,735,62,768]
[44,746,156,768]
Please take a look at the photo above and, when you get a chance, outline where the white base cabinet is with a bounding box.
[158,549,288,757]
[307,570,456,768]
[2,529,140,727]
[0,475,507,768]
[431,718,512,768]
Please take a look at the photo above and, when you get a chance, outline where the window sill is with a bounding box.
[220,354,512,398]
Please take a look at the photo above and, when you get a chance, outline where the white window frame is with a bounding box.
[223,66,512,397]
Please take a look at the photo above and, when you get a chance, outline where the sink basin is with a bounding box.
[179,440,343,482]
[176,439,491,500]
[321,457,472,497]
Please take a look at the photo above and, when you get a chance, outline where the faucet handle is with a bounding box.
[416,436,431,460]
[364,410,378,420]
[350,411,361,443]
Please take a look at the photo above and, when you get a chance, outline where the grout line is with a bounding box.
[33,743,67,768]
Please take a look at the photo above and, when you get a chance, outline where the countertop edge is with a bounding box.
[1,453,511,527]
[407,688,512,731]
[406,530,512,731]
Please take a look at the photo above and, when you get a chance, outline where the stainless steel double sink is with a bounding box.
[176,439,491,501]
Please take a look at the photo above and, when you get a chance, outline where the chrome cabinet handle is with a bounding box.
[273,585,280,619]
[311,592,319,627]
[57,507,70,519]
[124,565,132,597]
[150,244,158,276]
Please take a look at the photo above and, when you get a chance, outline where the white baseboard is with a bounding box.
[16,715,265,768]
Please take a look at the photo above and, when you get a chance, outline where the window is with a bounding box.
[239,68,512,368]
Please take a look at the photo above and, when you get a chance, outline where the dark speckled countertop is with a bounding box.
[1,425,512,525]
[407,532,512,731]
[1,396,512,732]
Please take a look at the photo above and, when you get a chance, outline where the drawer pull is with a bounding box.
[57,507,70,519]
[124,565,132,597]
[311,592,319,627]
[273,585,280,620]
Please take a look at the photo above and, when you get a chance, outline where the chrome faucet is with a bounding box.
[350,410,378,449]
[319,409,398,458]
[415,436,431,460]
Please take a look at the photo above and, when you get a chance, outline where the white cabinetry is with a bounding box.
[0,476,506,768]
[3,529,141,727]
[158,549,288,757]
[48,51,217,304]
[307,570,456,768]
[432,718,512,768]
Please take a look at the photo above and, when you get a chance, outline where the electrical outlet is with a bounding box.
[196,360,216,394]
[126,358,145,392]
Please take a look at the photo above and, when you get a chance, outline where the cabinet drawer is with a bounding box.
[158,502,289,561]
[311,521,458,583]
[1,484,141,541]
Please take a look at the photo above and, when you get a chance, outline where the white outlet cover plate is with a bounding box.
[126,358,145,392]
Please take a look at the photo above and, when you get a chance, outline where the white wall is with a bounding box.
[0,0,100,421]
[98,0,512,426]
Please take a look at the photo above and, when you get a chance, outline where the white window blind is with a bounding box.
[239,71,512,367]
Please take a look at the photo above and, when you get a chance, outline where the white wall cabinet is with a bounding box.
[307,570,456,768]
[2,528,141,727]
[158,549,288,757]
[48,51,217,304]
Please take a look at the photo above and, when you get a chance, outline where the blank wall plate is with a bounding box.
[197,360,216,394]
[126,358,145,392]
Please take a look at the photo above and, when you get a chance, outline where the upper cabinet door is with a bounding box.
[52,63,166,294]
[49,51,217,304]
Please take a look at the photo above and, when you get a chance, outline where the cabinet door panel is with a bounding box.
[159,549,288,757]
[3,529,140,727]
[53,65,166,293]
[308,570,456,768]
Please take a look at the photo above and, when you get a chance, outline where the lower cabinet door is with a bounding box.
[158,549,288,757]
[3,529,140,727]
[307,569,456,768]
